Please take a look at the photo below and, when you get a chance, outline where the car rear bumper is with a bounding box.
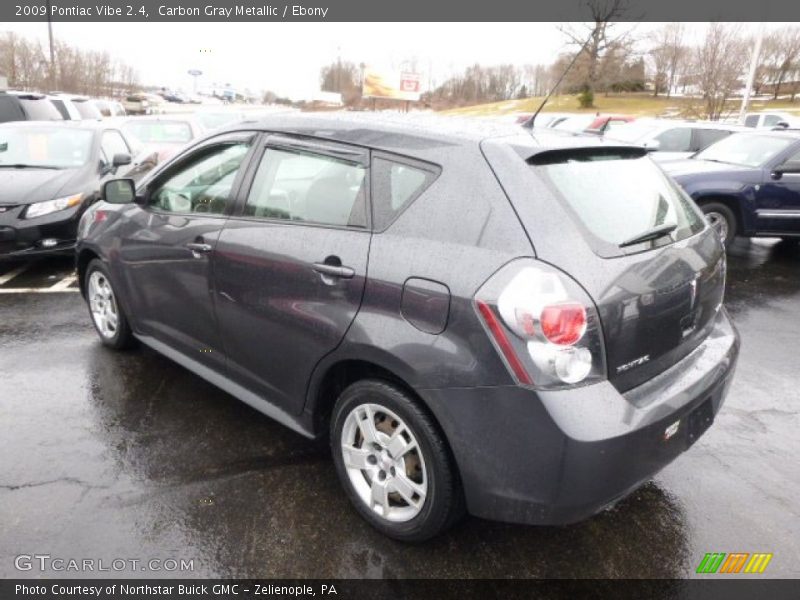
[422,308,740,525]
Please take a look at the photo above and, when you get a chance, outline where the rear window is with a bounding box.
[530,149,705,256]
[19,98,62,121]
[73,100,102,120]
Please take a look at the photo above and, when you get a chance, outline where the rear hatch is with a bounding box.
[482,139,726,392]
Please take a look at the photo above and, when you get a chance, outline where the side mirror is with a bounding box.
[643,139,661,152]
[103,179,136,204]
[113,153,132,167]
[772,160,800,179]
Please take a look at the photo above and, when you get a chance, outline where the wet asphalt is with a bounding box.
[0,239,798,579]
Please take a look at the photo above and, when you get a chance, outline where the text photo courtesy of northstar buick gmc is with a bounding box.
[75,115,739,541]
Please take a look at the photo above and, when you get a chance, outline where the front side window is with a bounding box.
[150,143,249,215]
[101,130,130,164]
[244,147,367,228]
[654,127,692,152]
[763,115,783,127]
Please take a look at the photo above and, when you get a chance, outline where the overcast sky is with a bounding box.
[2,21,774,99]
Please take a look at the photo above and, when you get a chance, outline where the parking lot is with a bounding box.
[0,238,798,579]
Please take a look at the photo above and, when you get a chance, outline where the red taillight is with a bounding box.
[93,210,108,223]
[477,300,533,385]
[540,303,587,346]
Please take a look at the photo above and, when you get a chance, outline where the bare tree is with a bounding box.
[559,0,633,106]
[768,26,800,100]
[694,23,747,120]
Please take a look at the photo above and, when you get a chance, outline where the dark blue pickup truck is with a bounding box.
[661,130,800,246]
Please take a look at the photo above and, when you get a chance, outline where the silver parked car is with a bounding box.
[605,119,749,161]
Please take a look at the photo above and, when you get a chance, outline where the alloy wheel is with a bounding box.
[88,271,119,339]
[340,403,428,522]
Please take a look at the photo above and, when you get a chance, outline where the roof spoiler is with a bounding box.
[526,146,647,166]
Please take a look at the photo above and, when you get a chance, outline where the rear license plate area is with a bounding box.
[686,397,714,447]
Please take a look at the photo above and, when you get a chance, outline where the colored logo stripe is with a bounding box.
[744,553,773,574]
[696,552,773,574]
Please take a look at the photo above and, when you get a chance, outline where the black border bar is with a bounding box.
[2,0,797,22]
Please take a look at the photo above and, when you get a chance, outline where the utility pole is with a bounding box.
[739,23,764,125]
[45,0,56,90]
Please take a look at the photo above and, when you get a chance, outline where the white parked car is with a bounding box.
[604,119,748,161]
[742,112,800,129]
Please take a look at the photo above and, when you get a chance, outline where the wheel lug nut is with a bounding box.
[390,467,396,476]
[378,470,386,481]
[367,455,377,465]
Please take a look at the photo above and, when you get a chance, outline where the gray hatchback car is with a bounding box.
[76,114,740,541]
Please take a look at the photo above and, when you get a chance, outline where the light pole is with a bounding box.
[739,23,764,125]
[45,0,55,90]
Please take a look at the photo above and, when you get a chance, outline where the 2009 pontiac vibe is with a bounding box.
[77,114,739,541]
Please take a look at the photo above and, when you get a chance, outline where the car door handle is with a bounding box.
[312,263,355,279]
[186,242,213,254]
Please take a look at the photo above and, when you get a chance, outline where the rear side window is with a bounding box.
[744,115,759,127]
[692,128,731,152]
[654,127,692,152]
[371,156,439,230]
[73,100,102,119]
[244,148,367,228]
[0,96,25,122]
[530,149,704,256]
[50,99,70,120]
[19,98,62,121]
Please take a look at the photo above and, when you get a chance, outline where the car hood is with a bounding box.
[659,158,756,180]
[0,167,85,205]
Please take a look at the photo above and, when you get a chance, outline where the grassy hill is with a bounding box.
[439,93,800,120]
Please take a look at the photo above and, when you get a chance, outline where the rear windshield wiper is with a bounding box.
[619,223,677,248]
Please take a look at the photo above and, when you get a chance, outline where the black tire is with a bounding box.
[699,201,737,247]
[330,379,463,542]
[84,259,135,350]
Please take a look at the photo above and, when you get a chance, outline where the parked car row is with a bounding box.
[516,109,800,246]
[1,87,126,124]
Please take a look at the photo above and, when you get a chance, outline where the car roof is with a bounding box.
[223,112,636,158]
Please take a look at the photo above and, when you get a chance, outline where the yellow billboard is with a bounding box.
[362,69,422,101]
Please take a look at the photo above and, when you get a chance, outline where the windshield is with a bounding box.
[694,133,795,167]
[123,120,193,144]
[195,112,243,130]
[552,115,596,132]
[0,126,94,169]
[605,122,661,142]
[532,150,704,254]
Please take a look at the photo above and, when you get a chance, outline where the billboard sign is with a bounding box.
[363,69,422,101]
